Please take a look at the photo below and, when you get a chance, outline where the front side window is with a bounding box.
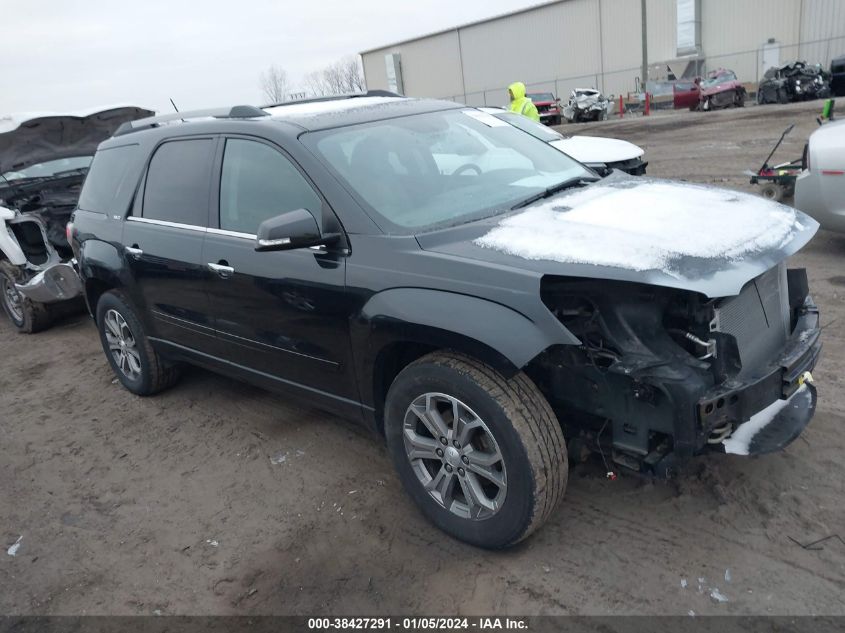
[143,138,214,226]
[305,108,592,232]
[219,139,321,235]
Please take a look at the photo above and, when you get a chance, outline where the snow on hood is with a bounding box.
[0,105,155,173]
[474,179,812,278]
[550,136,643,164]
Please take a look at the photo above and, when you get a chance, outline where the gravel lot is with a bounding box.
[2,100,843,616]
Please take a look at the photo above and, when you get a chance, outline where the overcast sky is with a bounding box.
[1,0,539,115]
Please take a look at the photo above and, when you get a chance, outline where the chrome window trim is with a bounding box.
[126,216,207,232]
[207,227,256,240]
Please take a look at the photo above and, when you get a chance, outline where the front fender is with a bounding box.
[355,287,579,389]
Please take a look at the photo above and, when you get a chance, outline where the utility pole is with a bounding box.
[640,0,648,94]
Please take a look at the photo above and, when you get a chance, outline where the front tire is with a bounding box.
[96,291,181,395]
[384,351,568,549]
[0,261,52,333]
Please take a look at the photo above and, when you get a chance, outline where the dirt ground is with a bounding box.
[2,100,844,616]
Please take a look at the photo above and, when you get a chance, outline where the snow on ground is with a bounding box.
[475,181,803,275]
[722,384,808,455]
[264,96,406,118]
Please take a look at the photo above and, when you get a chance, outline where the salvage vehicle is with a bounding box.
[757,61,832,104]
[480,107,647,175]
[562,88,613,123]
[831,55,845,97]
[525,92,562,126]
[0,105,153,332]
[696,69,746,111]
[71,95,821,549]
[795,118,845,232]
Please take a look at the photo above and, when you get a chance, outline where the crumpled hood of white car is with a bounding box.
[0,105,154,173]
[550,136,643,164]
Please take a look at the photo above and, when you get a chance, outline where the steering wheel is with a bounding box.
[453,163,482,176]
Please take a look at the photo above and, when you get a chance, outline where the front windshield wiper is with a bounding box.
[511,176,600,210]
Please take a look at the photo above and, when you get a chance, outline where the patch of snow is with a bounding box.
[264,96,405,118]
[725,569,731,583]
[475,181,802,275]
[270,451,287,465]
[723,384,807,455]
[680,578,688,588]
[206,539,219,547]
[688,611,696,617]
[6,535,22,556]
[710,588,729,603]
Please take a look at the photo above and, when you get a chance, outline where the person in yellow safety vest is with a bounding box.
[508,82,540,122]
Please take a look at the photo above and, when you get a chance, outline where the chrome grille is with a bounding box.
[712,263,789,375]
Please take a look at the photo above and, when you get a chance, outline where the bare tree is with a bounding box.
[305,57,366,97]
[260,65,289,104]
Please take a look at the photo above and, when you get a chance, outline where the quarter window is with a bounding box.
[143,139,214,226]
[219,138,321,235]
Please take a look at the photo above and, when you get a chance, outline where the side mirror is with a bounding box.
[255,208,335,252]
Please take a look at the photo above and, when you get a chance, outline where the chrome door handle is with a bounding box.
[125,246,143,258]
[207,262,235,279]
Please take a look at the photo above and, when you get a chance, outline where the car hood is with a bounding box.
[415,175,818,298]
[0,105,155,173]
[549,136,643,164]
[700,82,740,96]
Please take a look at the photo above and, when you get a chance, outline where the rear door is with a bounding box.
[122,136,216,352]
[202,136,359,416]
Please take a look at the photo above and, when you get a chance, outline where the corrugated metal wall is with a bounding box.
[360,0,845,101]
[799,0,845,67]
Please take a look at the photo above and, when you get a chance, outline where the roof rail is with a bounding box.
[114,105,268,136]
[262,90,403,109]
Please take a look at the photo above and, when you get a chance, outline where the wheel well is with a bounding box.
[372,341,439,435]
[85,278,114,321]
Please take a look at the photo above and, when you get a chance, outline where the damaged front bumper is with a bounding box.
[15,261,83,304]
[698,298,821,456]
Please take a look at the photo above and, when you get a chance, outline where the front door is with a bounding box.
[202,137,359,416]
[122,137,216,352]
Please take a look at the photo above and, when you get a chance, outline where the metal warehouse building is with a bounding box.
[360,0,845,105]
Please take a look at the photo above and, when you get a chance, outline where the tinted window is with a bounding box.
[143,139,213,225]
[219,138,321,235]
[77,145,139,214]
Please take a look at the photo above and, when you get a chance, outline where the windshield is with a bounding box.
[1,156,92,181]
[527,93,555,102]
[306,108,592,232]
[701,71,736,88]
[490,110,564,142]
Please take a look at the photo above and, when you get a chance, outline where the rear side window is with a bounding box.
[77,144,140,214]
[219,138,321,235]
[143,138,214,226]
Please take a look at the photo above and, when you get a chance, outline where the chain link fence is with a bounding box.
[439,35,845,107]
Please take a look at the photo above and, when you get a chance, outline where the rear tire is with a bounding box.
[0,261,52,333]
[759,183,784,202]
[384,351,568,549]
[96,290,181,396]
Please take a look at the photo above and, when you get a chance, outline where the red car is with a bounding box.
[526,92,562,125]
[673,69,746,111]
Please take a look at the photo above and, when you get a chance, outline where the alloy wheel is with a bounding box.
[104,309,142,380]
[403,392,507,520]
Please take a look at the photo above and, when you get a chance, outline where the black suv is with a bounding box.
[72,95,821,548]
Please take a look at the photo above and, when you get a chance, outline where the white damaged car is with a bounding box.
[0,105,153,332]
[480,107,646,175]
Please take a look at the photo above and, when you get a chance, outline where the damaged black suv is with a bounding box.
[71,95,821,549]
